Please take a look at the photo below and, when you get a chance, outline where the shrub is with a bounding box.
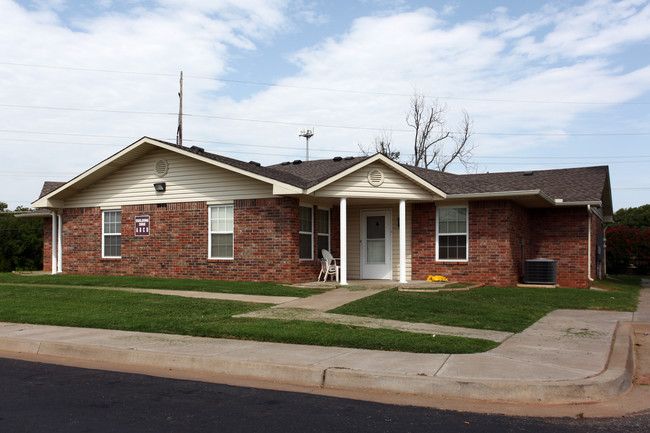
[606,225,650,274]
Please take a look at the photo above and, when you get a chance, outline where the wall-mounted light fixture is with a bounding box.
[153,182,166,192]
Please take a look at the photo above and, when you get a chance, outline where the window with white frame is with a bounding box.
[299,206,313,260]
[102,210,122,258]
[437,206,468,261]
[209,205,234,259]
[317,208,330,259]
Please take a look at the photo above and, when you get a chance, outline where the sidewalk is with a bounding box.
[0,281,648,410]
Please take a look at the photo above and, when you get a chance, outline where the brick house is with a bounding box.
[31,137,612,288]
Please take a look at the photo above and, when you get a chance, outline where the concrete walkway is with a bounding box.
[0,308,638,405]
[0,280,648,407]
[0,283,300,305]
[236,308,512,342]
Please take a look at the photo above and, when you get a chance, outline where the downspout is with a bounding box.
[51,211,57,275]
[587,204,594,283]
[57,213,63,274]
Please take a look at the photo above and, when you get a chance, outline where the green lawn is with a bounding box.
[331,276,642,333]
[0,272,314,298]
[0,285,497,354]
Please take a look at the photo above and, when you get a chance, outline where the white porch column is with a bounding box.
[339,197,348,285]
[57,213,63,274]
[51,212,57,275]
[399,199,407,283]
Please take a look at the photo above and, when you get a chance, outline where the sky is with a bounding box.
[1,0,649,211]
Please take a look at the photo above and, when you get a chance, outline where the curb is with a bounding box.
[322,322,634,404]
[0,321,635,404]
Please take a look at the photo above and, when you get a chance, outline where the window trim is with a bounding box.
[208,204,234,260]
[317,207,330,258]
[436,205,469,262]
[299,205,313,260]
[102,210,122,259]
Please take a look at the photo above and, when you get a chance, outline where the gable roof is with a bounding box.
[39,181,67,199]
[32,136,613,218]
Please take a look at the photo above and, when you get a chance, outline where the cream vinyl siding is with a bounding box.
[346,203,412,280]
[316,162,435,200]
[64,149,275,208]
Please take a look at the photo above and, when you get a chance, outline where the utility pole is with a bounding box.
[176,71,183,146]
[299,128,314,161]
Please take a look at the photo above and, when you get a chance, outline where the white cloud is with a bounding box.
[0,0,649,208]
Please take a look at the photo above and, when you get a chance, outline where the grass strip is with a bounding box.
[0,286,496,354]
[331,276,642,333]
[0,273,314,298]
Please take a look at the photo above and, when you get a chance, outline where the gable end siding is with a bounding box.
[63,149,275,208]
[316,162,436,200]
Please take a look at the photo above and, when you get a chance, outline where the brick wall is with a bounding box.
[528,207,589,288]
[412,200,528,286]
[58,198,321,283]
[412,201,595,288]
[51,197,598,287]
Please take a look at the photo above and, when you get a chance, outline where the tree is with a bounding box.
[606,225,650,274]
[0,203,43,272]
[358,131,400,161]
[613,204,650,230]
[406,93,475,171]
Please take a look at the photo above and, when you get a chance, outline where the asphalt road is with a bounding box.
[0,357,647,433]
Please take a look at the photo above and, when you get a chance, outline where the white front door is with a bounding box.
[361,210,392,279]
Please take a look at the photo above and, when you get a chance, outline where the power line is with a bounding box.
[2,104,649,137]
[2,61,649,105]
[1,134,649,162]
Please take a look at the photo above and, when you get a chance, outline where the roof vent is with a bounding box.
[523,171,534,176]
[154,159,169,177]
[190,145,204,153]
[333,156,343,161]
[248,161,261,167]
[280,161,291,166]
[367,169,385,187]
[292,160,302,165]
[343,156,354,161]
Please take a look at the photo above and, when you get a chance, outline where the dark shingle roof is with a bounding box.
[174,140,609,204]
[37,138,610,212]
[268,156,372,188]
[403,164,610,203]
[39,181,67,199]
[158,140,371,189]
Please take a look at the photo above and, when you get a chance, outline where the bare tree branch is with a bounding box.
[406,92,475,171]
[358,130,400,160]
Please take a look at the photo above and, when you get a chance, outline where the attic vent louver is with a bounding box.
[154,159,169,177]
[333,156,343,161]
[367,169,385,187]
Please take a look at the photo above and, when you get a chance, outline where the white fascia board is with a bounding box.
[447,190,554,204]
[305,154,447,198]
[556,200,603,207]
[272,184,304,195]
[447,190,603,209]
[31,198,65,209]
[31,137,299,208]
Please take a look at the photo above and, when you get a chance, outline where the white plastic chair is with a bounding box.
[319,249,339,282]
